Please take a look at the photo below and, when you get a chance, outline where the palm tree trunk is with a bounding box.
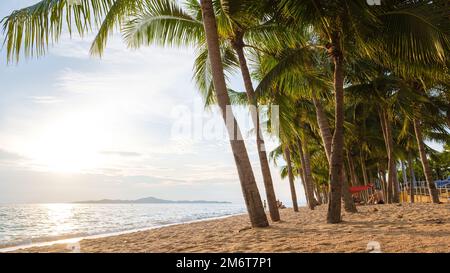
[313,95,355,212]
[298,168,310,206]
[297,137,316,209]
[342,167,357,212]
[323,185,329,204]
[302,137,319,206]
[408,150,415,203]
[233,38,280,222]
[314,183,323,205]
[360,151,369,185]
[312,96,332,162]
[384,112,400,203]
[343,153,359,210]
[378,108,399,203]
[284,147,299,212]
[200,0,268,227]
[379,168,388,200]
[327,34,345,223]
[412,117,440,204]
[347,151,359,186]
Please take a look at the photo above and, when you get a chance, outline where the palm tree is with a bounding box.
[199,0,269,226]
[345,70,403,203]
[254,41,360,211]
[283,146,299,212]
[410,81,449,203]
[2,0,269,227]
[269,143,300,211]
[122,0,285,221]
[346,59,449,204]
[273,0,449,223]
[407,150,416,203]
[413,115,440,204]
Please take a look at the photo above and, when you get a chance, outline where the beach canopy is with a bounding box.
[349,184,374,194]
[435,180,450,188]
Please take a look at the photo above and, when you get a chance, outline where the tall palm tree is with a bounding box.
[271,0,448,222]
[199,0,268,226]
[121,0,285,221]
[270,142,300,212]
[2,0,269,227]
[254,42,359,212]
[346,70,404,203]
[347,62,449,204]
[410,81,449,203]
[283,146,299,212]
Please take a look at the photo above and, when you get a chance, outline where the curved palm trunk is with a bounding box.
[284,147,299,212]
[200,0,268,227]
[314,183,323,205]
[313,95,356,212]
[312,97,332,162]
[233,40,280,222]
[297,166,310,206]
[408,151,415,203]
[412,117,440,204]
[297,137,316,209]
[327,36,345,223]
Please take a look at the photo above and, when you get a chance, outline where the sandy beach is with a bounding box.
[8,203,450,253]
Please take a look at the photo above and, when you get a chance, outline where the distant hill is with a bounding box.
[73,196,231,204]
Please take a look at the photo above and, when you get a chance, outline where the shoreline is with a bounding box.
[4,203,450,253]
[0,212,247,253]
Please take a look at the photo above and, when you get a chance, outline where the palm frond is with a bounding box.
[1,0,114,62]
[122,0,204,49]
[90,0,142,56]
[193,43,239,108]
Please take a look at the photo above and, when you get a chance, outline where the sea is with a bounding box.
[0,203,246,250]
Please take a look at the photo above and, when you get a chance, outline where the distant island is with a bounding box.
[73,196,231,204]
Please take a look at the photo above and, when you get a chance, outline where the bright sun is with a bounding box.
[27,112,108,173]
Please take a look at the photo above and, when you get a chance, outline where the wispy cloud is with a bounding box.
[0,149,25,161]
[0,148,30,169]
[99,151,142,157]
[28,96,63,104]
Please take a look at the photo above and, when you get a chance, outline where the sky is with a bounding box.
[0,0,302,204]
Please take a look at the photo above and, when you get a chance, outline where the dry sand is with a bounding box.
[10,203,450,253]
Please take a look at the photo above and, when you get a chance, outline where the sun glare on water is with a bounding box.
[44,203,76,235]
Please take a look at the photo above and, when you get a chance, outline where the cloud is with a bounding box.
[99,151,142,157]
[0,148,30,169]
[0,149,25,161]
[28,96,63,104]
